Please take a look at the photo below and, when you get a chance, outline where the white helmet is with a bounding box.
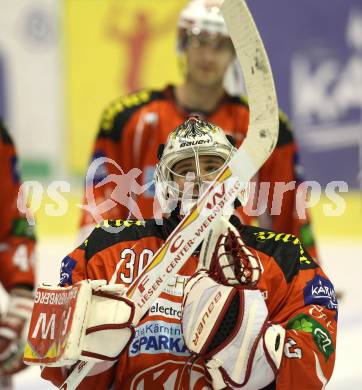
[177,0,229,51]
[154,117,248,215]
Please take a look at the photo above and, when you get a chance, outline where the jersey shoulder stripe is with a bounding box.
[227,94,249,108]
[99,89,167,142]
[240,225,317,283]
[0,118,14,145]
[82,219,165,260]
[276,109,294,147]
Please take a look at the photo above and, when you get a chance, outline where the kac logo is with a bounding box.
[304,275,338,311]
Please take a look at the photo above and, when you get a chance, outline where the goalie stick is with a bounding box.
[59,0,278,388]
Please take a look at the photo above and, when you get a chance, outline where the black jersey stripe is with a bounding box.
[0,118,14,145]
[240,225,317,283]
[98,90,166,142]
[84,219,165,260]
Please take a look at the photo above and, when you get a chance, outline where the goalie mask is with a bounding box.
[154,117,248,215]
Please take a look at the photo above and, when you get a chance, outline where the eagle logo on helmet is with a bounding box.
[173,116,216,144]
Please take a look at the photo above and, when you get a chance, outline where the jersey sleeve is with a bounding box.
[0,119,35,291]
[258,111,318,259]
[269,240,337,389]
[79,91,154,239]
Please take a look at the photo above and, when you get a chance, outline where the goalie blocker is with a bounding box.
[24,280,141,367]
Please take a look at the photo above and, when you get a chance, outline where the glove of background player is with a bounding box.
[182,272,285,389]
[0,288,33,375]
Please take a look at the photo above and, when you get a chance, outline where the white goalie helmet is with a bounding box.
[154,117,248,214]
[177,0,228,51]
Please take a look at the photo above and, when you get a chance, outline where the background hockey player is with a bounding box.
[0,119,36,388]
[80,0,318,260]
[38,118,337,389]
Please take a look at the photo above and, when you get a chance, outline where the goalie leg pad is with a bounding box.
[182,272,285,389]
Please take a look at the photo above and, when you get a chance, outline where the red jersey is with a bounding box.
[80,86,317,257]
[42,217,337,389]
[0,119,35,292]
